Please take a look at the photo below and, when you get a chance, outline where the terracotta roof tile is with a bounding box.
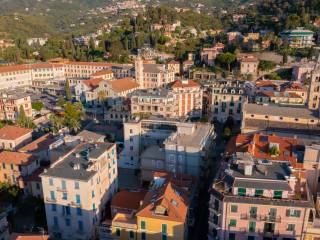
[109,77,139,92]
[170,79,200,88]
[111,190,147,211]
[0,125,32,140]
[91,69,113,77]
[0,151,38,165]
[83,78,103,89]
[10,233,49,240]
[18,133,55,153]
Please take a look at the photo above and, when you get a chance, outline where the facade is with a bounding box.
[0,211,9,240]
[239,54,259,76]
[41,142,118,240]
[105,172,196,240]
[0,151,40,190]
[0,125,33,150]
[308,56,320,110]
[210,80,246,123]
[292,61,315,82]
[208,159,313,240]
[0,90,32,121]
[281,28,314,48]
[130,80,202,119]
[241,103,320,136]
[121,117,214,179]
[200,43,225,67]
[134,56,175,89]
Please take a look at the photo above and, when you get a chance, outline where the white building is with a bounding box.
[41,142,118,240]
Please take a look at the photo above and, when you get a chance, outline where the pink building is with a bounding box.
[208,159,313,240]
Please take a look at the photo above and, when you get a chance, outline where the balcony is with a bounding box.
[259,229,280,237]
[264,215,281,223]
[46,197,56,203]
[56,187,67,192]
[71,201,81,208]
[240,213,265,221]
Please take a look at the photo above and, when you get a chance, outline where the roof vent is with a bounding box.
[73,163,81,170]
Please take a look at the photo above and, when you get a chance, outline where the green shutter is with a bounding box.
[274,190,282,199]
[231,205,238,213]
[229,219,237,227]
[255,189,263,197]
[162,224,167,234]
[249,221,256,232]
[141,221,146,230]
[238,188,246,196]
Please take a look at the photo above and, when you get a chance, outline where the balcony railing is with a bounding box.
[240,213,265,221]
[264,215,281,223]
[46,197,56,203]
[71,201,81,208]
[56,187,67,192]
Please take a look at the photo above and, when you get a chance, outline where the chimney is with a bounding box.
[244,164,253,176]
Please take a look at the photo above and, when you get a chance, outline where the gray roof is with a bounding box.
[77,130,105,142]
[42,142,113,181]
[130,88,171,98]
[233,179,292,191]
[143,64,164,73]
[141,145,166,160]
[244,103,319,119]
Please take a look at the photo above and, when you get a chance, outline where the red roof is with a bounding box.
[0,151,38,165]
[83,78,103,89]
[91,69,113,77]
[10,233,49,240]
[18,133,55,153]
[109,77,139,92]
[171,79,199,88]
[111,190,147,211]
[0,125,32,140]
[255,80,279,88]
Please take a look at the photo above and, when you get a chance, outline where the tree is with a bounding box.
[68,118,81,133]
[17,106,35,129]
[216,52,236,72]
[258,60,276,72]
[65,80,72,101]
[49,115,64,132]
[57,95,65,108]
[32,101,44,112]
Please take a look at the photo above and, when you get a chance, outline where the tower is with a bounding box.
[135,53,144,88]
[308,54,320,110]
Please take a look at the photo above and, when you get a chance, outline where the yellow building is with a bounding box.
[108,172,196,240]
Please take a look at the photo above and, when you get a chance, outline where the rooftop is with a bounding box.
[0,125,32,140]
[111,189,147,211]
[244,103,319,119]
[130,88,172,98]
[18,133,56,153]
[77,130,105,143]
[108,77,139,93]
[141,145,166,160]
[0,151,38,165]
[41,142,114,181]
[10,233,49,240]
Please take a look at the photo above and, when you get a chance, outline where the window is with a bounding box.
[255,189,263,197]
[229,219,237,227]
[162,224,167,234]
[141,232,146,240]
[50,191,55,200]
[247,236,255,240]
[116,228,121,237]
[92,190,95,198]
[141,220,146,230]
[286,209,301,217]
[65,219,71,226]
[287,224,295,231]
[129,231,134,238]
[249,221,256,232]
[75,181,79,189]
[62,192,67,200]
[2,163,5,169]
[250,207,257,218]
[77,208,82,216]
[61,180,66,190]
[49,178,53,186]
[36,183,40,190]
[76,194,81,204]
[65,206,71,215]
[51,204,57,212]
[274,190,283,199]
[53,216,58,226]
[78,220,84,231]
[229,233,235,240]
[92,203,96,210]
[162,235,167,240]
[231,205,238,213]
[10,164,14,170]
[238,188,246,196]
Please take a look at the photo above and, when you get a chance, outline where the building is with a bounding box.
[0,151,40,190]
[130,80,202,119]
[239,54,259,77]
[308,55,320,110]
[292,60,315,82]
[135,56,175,89]
[208,158,314,240]
[281,28,315,48]
[26,38,48,46]
[41,142,118,240]
[210,80,246,123]
[254,91,306,106]
[0,90,32,121]
[10,233,49,240]
[105,172,196,240]
[0,125,33,150]
[200,43,225,67]
[121,117,214,179]
[241,103,320,136]
[167,60,180,75]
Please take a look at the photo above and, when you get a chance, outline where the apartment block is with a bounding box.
[0,125,33,150]
[200,43,225,67]
[102,172,196,240]
[308,56,320,110]
[281,28,315,48]
[135,56,175,89]
[41,142,118,240]
[210,80,247,123]
[239,54,259,76]
[0,90,32,121]
[241,103,320,136]
[208,159,313,240]
[121,117,214,179]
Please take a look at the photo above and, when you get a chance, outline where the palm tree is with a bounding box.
[50,115,63,132]
[68,118,81,133]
